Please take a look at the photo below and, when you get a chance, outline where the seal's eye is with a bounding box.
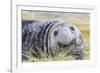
[70,26,75,31]
[54,31,58,36]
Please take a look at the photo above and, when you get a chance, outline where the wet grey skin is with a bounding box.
[22,20,85,61]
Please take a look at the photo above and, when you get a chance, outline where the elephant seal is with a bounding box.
[22,20,85,61]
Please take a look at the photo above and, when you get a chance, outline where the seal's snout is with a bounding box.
[55,25,76,45]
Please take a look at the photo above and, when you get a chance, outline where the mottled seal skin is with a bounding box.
[22,20,86,61]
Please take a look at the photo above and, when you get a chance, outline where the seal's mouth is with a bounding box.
[57,39,76,48]
[57,42,68,48]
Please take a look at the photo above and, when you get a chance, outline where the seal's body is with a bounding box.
[22,20,85,60]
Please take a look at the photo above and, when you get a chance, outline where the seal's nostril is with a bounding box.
[71,39,76,44]
[70,26,75,31]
